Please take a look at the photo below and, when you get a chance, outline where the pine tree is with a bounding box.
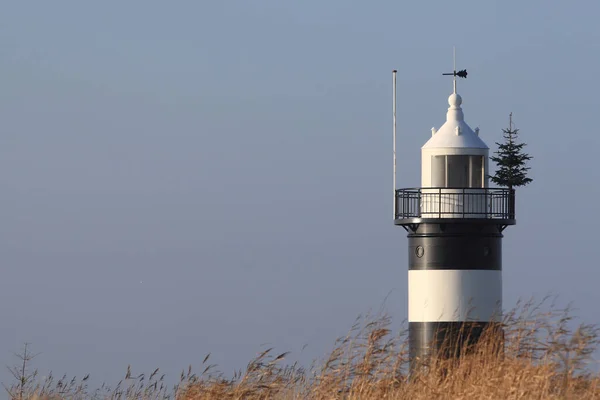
[490,113,532,191]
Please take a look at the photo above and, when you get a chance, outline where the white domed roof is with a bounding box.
[422,93,488,150]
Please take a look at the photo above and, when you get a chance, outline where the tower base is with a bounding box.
[405,221,506,373]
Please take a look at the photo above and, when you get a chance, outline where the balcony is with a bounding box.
[395,187,515,225]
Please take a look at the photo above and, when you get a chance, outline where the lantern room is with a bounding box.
[421,92,489,189]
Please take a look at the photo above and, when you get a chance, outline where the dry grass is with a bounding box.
[8,297,600,399]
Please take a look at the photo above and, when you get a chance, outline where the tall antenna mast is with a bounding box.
[392,69,397,220]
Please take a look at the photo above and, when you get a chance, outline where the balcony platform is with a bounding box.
[394,187,516,229]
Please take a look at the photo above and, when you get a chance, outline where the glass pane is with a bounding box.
[447,155,469,187]
[470,156,484,188]
[431,156,446,187]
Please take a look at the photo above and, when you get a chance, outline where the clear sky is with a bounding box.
[0,0,599,387]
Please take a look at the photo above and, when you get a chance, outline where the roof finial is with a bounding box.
[442,47,467,93]
[453,47,456,93]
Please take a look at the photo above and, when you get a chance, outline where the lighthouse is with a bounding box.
[393,68,515,370]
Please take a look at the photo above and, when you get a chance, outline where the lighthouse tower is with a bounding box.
[394,71,515,369]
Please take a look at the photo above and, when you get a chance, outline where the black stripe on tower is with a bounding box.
[408,224,502,271]
[409,321,504,367]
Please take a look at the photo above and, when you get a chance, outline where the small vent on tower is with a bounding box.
[431,127,437,136]
[455,126,461,136]
[475,127,480,136]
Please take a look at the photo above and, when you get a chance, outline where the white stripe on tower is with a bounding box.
[408,269,502,322]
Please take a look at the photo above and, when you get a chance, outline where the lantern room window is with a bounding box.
[431,155,485,188]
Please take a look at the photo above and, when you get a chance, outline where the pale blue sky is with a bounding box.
[0,0,599,387]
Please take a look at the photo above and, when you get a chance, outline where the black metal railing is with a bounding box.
[395,187,515,220]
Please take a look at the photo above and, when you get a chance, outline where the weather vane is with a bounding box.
[442,47,467,93]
